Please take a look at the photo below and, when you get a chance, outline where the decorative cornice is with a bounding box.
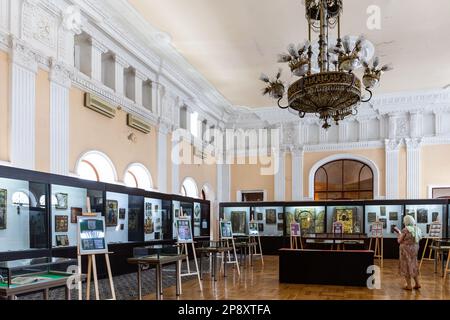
[90,38,108,53]
[304,140,384,152]
[385,139,403,152]
[135,69,148,81]
[9,36,38,73]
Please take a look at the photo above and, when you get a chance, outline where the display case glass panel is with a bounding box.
[365,204,404,238]
[223,207,251,236]
[252,206,284,236]
[200,203,210,237]
[144,198,164,241]
[105,192,129,244]
[405,204,444,237]
[51,185,90,248]
[172,200,181,239]
[0,178,48,253]
[326,205,364,234]
[285,206,326,235]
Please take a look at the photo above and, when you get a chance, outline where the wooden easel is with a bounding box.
[77,198,116,300]
[250,233,264,265]
[176,216,203,293]
[219,221,241,276]
[369,222,384,267]
[420,223,442,271]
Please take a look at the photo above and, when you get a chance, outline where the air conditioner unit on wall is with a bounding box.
[84,93,116,118]
[127,114,151,134]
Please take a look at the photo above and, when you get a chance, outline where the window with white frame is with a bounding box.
[76,152,117,183]
[181,177,199,198]
[102,51,116,90]
[124,164,153,191]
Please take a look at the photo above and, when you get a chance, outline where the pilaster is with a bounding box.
[385,139,402,199]
[405,138,422,199]
[291,147,304,201]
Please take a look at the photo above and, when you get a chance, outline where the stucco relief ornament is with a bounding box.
[62,6,82,35]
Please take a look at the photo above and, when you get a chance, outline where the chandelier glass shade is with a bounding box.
[260,0,392,129]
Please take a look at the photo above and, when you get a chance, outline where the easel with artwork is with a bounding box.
[290,222,303,250]
[219,220,241,276]
[419,222,442,271]
[76,198,116,300]
[176,216,203,293]
[369,221,384,267]
[248,222,264,265]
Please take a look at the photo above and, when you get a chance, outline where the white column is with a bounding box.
[388,113,399,140]
[338,121,348,143]
[291,147,304,201]
[157,122,170,193]
[0,0,10,32]
[358,119,369,141]
[217,163,231,203]
[151,78,159,114]
[135,70,147,106]
[406,138,421,199]
[114,55,128,96]
[10,38,37,170]
[434,112,444,136]
[90,38,107,82]
[274,149,286,201]
[171,133,180,195]
[49,60,71,175]
[385,139,401,199]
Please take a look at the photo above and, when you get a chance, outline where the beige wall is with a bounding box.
[231,156,275,202]
[421,144,450,198]
[303,149,386,199]
[35,69,50,173]
[0,51,9,162]
[69,87,158,185]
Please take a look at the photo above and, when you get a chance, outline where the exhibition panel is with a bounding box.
[0,166,211,277]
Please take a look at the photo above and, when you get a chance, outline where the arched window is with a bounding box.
[314,160,374,200]
[12,192,30,207]
[76,151,117,183]
[181,177,199,198]
[124,164,153,191]
[201,183,215,201]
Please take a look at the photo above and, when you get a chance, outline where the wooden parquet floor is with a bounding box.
[143,256,450,300]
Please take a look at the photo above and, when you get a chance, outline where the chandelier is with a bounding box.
[260,0,392,129]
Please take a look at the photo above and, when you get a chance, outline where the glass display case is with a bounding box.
[172,200,181,239]
[365,204,404,238]
[144,198,164,241]
[252,206,284,236]
[326,205,364,234]
[193,202,202,237]
[285,206,326,235]
[105,192,129,244]
[405,204,444,237]
[0,257,77,288]
[222,206,251,236]
[0,177,48,252]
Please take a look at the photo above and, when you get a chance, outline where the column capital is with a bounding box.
[405,138,422,150]
[385,139,402,152]
[157,118,172,135]
[49,59,73,88]
[135,70,148,81]
[10,36,38,73]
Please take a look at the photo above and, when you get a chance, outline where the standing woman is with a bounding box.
[394,215,422,290]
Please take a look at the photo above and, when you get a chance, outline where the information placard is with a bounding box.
[77,216,108,255]
[429,222,442,238]
[370,222,383,238]
[249,222,259,236]
[176,218,193,243]
[333,221,344,235]
[290,223,301,237]
[220,221,233,239]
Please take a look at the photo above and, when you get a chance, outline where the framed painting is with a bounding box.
[55,215,68,232]
[55,193,68,210]
[119,208,126,220]
[106,200,119,227]
[230,211,247,235]
[389,212,398,221]
[265,209,277,225]
[56,235,69,247]
[71,207,83,224]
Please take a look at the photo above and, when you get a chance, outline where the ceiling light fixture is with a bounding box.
[260,0,392,129]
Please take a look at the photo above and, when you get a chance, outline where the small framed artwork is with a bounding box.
[55,193,68,210]
[379,218,387,230]
[257,212,263,221]
[367,212,377,223]
[175,209,180,218]
[432,212,440,223]
[56,235,69,247]
[120,224,124,231]
[106,200,119,227]
[258,223,264,232]
[155,232,161,240]
[71,207,82,224]
[278,212,283,220]
[389,212,398,221]
[417,209,428,224]
[266,209,277,225]
[0,188,7,230]
[380,206,386,217]
[277,223,284,232]
[119,208,126,220]
[390,224,398,234]
[55,215,68,232]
